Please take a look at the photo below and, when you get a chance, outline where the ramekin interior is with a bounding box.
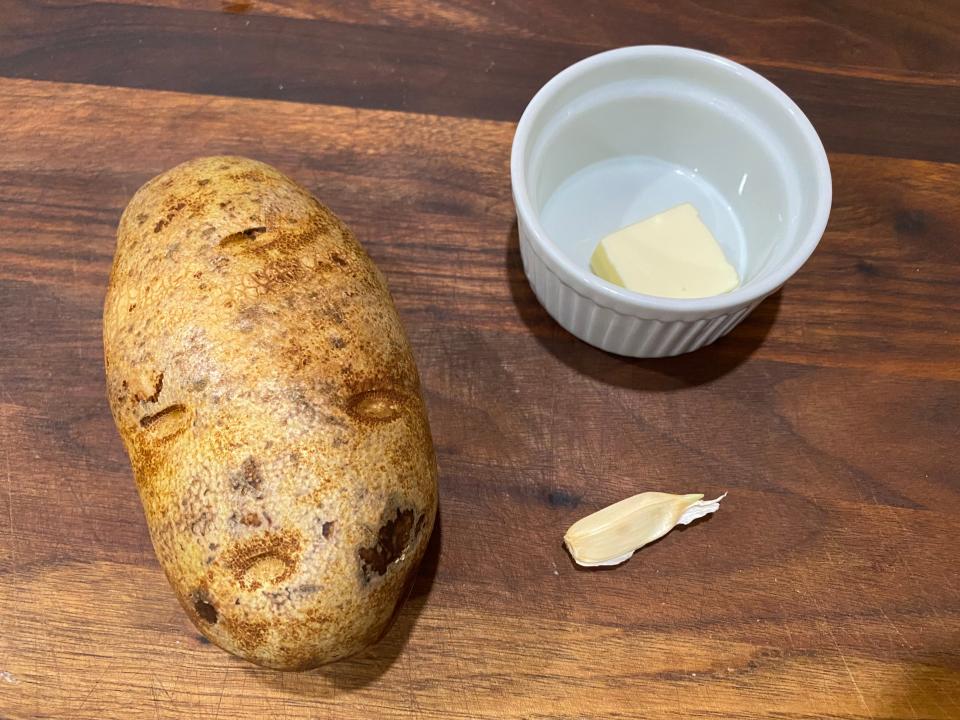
[511,46,832,315]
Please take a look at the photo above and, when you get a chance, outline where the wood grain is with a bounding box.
[2,1,960,161]
[1,2,959,718]
[2,80,958,380]
[69,0,960,78]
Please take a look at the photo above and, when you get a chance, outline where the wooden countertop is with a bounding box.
[1,1,958,718]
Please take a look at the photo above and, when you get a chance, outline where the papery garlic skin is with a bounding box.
[564,492,726,567]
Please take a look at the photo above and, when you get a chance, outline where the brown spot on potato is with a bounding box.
[240,512,262,527]
[139,404,190,442]
[232,169,268,182]
[144,372,164,403]
[359,508,415,582]
[223,529,303,590]
[330,337,346,349]
[135,213,148,225]
[154,218,168,233]
[192,589,218,624]
[230,457,263,495]
[197,178,211,186]
[330,252,347,267]
[219,226,268,250]
[225,213,335,262]
[223,616,269,654]
[347,389,407,424]
[322,521,335,539]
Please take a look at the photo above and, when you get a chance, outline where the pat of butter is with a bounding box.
[590,203,740,299]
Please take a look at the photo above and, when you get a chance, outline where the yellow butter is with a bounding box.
[590,203,740,299]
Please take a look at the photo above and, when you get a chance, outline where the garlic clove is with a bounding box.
[564,492,726,567]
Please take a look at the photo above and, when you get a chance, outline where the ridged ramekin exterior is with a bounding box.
[511,47,831,358]
[518,221,762,357]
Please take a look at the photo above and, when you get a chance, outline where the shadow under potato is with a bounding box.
[253,511,442,691]
[505,221,780,391]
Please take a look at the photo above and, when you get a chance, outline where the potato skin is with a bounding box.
[103,157,438,669]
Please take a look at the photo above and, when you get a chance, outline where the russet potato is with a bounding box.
[103,156,437,669]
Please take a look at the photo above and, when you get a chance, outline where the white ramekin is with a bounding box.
[511,46,832,357]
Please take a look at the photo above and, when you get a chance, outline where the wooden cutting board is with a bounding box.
[1,2,958,718]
